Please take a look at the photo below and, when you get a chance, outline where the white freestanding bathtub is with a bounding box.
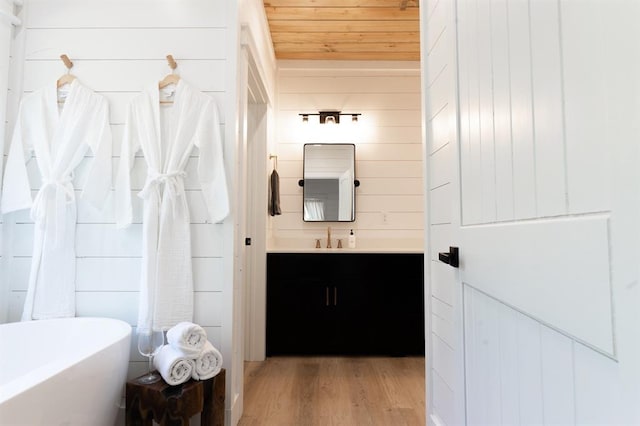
[0,317,132,426]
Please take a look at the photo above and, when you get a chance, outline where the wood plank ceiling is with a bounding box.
[263,0,420,61]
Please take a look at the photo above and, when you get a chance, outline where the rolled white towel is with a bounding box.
[192,341,223,381]
[166,322,207,357]
[153,344,194,386]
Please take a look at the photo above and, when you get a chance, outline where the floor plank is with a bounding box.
[239,357,426,426]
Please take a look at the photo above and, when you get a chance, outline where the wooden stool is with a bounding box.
[125,369,225,426]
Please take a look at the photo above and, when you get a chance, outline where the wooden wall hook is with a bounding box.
[60,54,73,70]
[166,55,177,70]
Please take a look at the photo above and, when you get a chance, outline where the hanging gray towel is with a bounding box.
[269,169,282,216]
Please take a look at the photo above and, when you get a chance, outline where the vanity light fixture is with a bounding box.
[299,111,362,124]
[320,111,340,124]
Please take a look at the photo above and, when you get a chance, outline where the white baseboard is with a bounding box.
[228,391,243,426]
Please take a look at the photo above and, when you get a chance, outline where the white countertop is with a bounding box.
[267,247,424,254]
[266,237,424,254]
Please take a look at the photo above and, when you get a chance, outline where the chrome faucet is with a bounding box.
[327,226,332,248]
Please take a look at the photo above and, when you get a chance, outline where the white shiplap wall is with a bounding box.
[2,0,234,390]
[0,0,22,324]
[271,60,424,249]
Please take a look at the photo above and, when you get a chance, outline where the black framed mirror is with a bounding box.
[300,143,357,222]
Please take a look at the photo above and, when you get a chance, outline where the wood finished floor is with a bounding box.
[238,357,426,426]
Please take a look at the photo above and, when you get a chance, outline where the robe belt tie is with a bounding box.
[31,176,76,247]
[138,170,188,219]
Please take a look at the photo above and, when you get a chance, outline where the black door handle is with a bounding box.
[438,246,459,268]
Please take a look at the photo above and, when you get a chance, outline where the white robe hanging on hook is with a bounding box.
[115,76,229,334]
[1,75,112,320]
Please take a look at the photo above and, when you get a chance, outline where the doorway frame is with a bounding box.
[239,24,271,366]
[230,23,271,424]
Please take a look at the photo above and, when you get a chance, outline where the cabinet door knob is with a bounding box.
[438,246,459,268]
[326,286,330,306]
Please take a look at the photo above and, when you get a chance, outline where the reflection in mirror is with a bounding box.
[303,144,356,222]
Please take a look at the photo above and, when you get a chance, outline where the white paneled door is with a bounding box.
[423,0,465,424]
[424,0,640,424]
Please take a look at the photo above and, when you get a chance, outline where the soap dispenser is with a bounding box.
[348,229,356,249]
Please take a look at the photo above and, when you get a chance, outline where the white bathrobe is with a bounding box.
[1,79,112,320]
[115,80,229,334]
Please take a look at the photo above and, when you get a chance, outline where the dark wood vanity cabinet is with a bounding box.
[266,253,425,356]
